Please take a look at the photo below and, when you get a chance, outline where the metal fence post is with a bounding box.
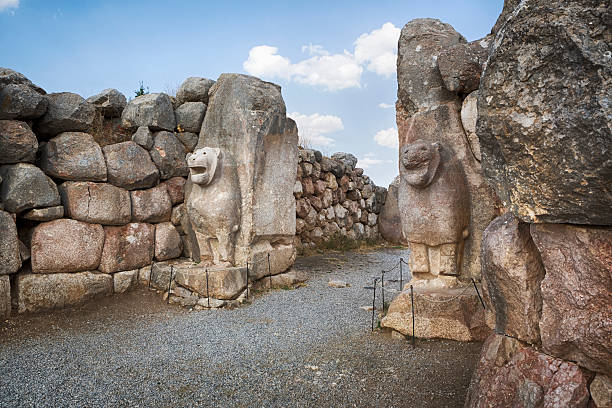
[206,268,210,308]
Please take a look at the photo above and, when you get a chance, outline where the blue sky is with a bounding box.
[0,0,503,186]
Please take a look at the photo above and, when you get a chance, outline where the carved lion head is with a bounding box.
[186,147,221,186]
[400,139,442,188]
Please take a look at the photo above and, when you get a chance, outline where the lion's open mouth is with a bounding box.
[189,165,207,175]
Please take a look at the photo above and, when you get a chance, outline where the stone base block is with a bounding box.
[381,284,489,342]
[16,272,112,313]
[252,268,307,290]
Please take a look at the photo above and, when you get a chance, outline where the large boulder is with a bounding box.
[0,210,21,275]
[35,92,96,138]
[102,141,159,190]
[15,272,112,313]
[465,334,592,408]
[86,88,126,118]
[0,84,48,120]
[59,181,131,225]
[378,176,403,244]
[149,131,189,179]
[0,120,38,164]
[481,213,545,344]
[396,18,465,115]
[39,132,107,181]
[131,126,153,150]
[31,219,104,273]
[530,223,612,376]
[98,223,155,273]
[331,152,358,172]
[154,222,182,261]
[130,184,172,223]
[437,37,490,95]
[121,93,175,132]
[0,67,45,94]
[176,77,215,105]
[0,163,60,214]
[476,0,612,225]
[174,101,206,133]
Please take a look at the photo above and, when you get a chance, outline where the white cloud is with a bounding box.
[358,153,393,169]
[243,22,400,91]
[354,22,400,77]
[0,0,19,12]
[378,102,394,109]
[288,112,343,147]
[374,127,399,148]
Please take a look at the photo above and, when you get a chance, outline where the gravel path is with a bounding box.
[0,248,482,407]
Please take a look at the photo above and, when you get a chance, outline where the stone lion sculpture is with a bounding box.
[186,147,240,266]
[399,139,470,283]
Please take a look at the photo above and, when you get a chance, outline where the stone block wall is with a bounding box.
[293,149,387,248]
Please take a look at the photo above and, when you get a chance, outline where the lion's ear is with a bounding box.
[213,147,221,158]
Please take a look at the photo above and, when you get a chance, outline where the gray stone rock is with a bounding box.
[86,88,126,118]
[0,275,10,318]
[121,93,175,132]
[490,0,521,35]
[130,184,172,223]
[0,67,45,94]
[590,374,612,408]
[0,84,48,120]
[175,131,198,152]
[31,219,105,273]
[102,141,159,190]
[149,131,189,179]
[36,92,96,138]
[155,222,183,261]
[176,77,215,105]
[60,181,131,225]
[131,126,153,150]
[481,213,545,344]
[113,269,138,293]
[477,0,612,225]
[437,37,490,94]
[0,163,60,214]
[175,101,206,133]
[299,149,316,163]
[22,206,64,222]
[99,223,155,273]
[173,263,247,300]
[397,18,465,115]
[0,210,21,275]
[162,176,186,205]
[331,152,358,172]
[0,120,38,164]
[378,176,403,244]
[15,272,112,313]
[39,132,107,181]
[461,91,481,161]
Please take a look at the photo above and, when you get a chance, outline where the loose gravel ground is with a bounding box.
[0,248,482,407]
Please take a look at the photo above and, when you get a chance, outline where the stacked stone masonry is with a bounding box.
[294,150,387,248]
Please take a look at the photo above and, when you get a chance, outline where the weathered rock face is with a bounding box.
[131,126,153,150]
[437,37,490,95]
[378,176,403,244]
[154,222,182,261]
[0,163,60,214]
[31,219,104,273]
[0,120,38,164]
[0,67,46,94]
[130,184,172,223]
[22,206,64,222]
[381,285,489,342]
[149,131,189,179]
[60,181,131,225]
[0,210,21,275]
[481,213,545,344]
[0,84,48,120]
[99,223,155,273]
[15,272,113,313]
[113,269,138,293]
[396,18,465,115]
[176,77,215,105]
[590,374,612,408]
[36,92,95,138]
[86,88,126,118]
[102,141,159,190]
[121,93,176,132]
[173,264,247,300]
[191,73,298,273]
[460,91,481,161]
[162,176,186,205]
[0,275,10,318]
[174,102,206,133]
[39,132,107,181]
[476,0,612,225]
[530,224,612,376]
[465,334,592,408]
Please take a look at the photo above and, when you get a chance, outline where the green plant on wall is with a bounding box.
[134,81,149,97]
